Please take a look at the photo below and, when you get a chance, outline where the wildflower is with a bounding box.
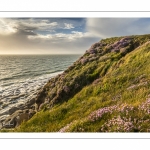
[88,105,118,122]
[59,122,72,132]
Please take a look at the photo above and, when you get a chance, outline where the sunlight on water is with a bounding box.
[0,55,81,118]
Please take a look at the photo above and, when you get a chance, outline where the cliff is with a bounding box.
[3,34,150,132]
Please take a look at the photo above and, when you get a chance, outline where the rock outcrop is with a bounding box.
[34,36,139,112]
[1,34,150,132]
[0,97,36,129]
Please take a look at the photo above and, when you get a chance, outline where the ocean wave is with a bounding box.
[0,71,63,116]
[0,54,81,120]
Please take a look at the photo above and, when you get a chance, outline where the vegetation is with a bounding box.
[3,34,150,132]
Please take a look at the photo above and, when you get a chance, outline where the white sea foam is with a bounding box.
[0,55,81,121]
[0,71,63,117]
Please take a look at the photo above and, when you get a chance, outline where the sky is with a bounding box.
[0,18,150,54]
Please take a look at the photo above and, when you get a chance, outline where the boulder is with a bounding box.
[2,110,23,128]
[15,113,29,126]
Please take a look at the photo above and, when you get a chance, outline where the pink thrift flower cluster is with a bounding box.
[139,98,150,114]
[98,99,149,132]
[59,97,150,132]
[101,116,134,132]
[118,104,134,115]
[88,103,135,122]
[88,105,118,122]
[59,122,73,132]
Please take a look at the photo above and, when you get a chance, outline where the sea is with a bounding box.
[0,54,81,120]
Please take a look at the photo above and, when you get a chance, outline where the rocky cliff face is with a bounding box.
[1,34,150,132]
[34,36,141,111]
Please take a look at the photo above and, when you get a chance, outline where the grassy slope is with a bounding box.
[12,35,150,132]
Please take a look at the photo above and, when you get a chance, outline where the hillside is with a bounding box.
[3,34,150,132]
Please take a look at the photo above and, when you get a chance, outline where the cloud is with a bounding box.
[86,18,150,38]
[0,18,58,35]
[0,19,18,34]
[2,18,150,55]
[28,31,95,42]
[0,18,99,54]
[64,23,74,29]
[26,31,99,54]
[28,34,53,39]
[18,19,58,31]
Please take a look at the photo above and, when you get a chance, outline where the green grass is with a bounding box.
[5,34,150,132]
